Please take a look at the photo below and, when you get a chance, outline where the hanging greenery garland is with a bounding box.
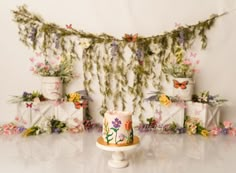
[12,5,226,120]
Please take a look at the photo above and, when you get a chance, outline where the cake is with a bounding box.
[102,110,133,145]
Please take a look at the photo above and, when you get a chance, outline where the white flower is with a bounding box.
[79,38,91,49]
[149,43,159,54]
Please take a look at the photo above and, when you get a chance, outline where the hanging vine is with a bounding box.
[12,5,227,119]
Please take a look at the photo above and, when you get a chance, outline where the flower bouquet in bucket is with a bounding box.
[162,46,200,100]
[29,53,75,100]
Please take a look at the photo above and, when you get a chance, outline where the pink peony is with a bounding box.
[223,121,233,129]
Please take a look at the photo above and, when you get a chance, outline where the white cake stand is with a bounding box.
[96,136,140,168]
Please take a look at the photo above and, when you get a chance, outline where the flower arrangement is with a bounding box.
[137,117,186,134]
[210,121,236,136]
[30,53,75,83]
[192,91,227,106]
[66,92,81,102]
[184,116,209,136]
[145,91,183,107]
[9,91,46,103]
[162,46,200,78]
[66,92,88,109]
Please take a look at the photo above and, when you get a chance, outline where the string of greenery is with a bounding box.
[12,5,226,121]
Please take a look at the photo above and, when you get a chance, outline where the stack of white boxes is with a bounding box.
[16,101,84,128]
[154,99,221,129]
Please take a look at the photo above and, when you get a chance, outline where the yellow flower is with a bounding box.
[68,93,81,102]
[159,94,171,106]
[201,130,209,137]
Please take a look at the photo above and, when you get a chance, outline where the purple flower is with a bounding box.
[221,128,228,135]
[18,127,26,133]
[112,118,121,128]
[111,41,119,57]
[29,27,37,42]
[176,127,186,134]
[22,92,28,97]
[135,49,143,59]
[178,31,184,44]
[52,128,61,134]
[54,34,60,49]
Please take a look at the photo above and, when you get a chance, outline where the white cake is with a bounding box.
[102,110,133,145]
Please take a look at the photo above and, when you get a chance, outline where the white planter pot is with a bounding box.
[172,78,194,101]
[41,77,63,100]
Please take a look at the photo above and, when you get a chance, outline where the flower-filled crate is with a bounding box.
[16,101,55,128]
[155,102,185,128]
[161,46,199,101]
[55,101,84,122]
[146,92,186,128]
[16,101,84,128]
[185,91,227,129]
[185,101,220,129]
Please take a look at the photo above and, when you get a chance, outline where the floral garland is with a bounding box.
[136,117,236,137]
[12,5,227,119]
[1,118,235,137]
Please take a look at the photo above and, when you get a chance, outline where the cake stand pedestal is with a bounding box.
[96,136,140,168]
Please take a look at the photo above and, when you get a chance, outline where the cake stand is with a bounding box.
[96,136,140,168]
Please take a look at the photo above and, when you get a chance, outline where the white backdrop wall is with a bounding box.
[0,0,236,124]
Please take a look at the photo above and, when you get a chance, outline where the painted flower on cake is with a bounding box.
[125,120,132,131]
[159,94,171,106]
[112,118,122,128]
[118,134,125,141]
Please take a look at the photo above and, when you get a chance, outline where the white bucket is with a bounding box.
[172,78,194,101]
[41,77,63,100]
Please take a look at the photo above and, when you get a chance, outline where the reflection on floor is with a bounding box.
[0,131,235,173]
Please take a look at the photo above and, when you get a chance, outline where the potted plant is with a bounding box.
[162,46,199,100]
[30,54,75,100]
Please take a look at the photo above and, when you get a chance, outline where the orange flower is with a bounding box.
[125,120,132,130]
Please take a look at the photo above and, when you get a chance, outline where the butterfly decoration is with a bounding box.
[25,102,33,108]
[29,57,35,62]
[15,116,20,121]
[175,22,181,28]
[192,68,200,73]
[35,52,42,57]
[155,109,162,116]
[194,109,202,115]
[196,59,200,64]
[173,79,188,89]
[190,52,197,58]
[123,33,138,42]
[74,101,88,109]
[66,24,72,29]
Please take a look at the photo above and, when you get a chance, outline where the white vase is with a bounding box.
[172,77,194,101]
[41,76,63,100]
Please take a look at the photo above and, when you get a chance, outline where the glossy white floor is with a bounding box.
[0,131,236,173]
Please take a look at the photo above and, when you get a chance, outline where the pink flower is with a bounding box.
[210,129,220,136]
[36,62,44,68]
[29,57,35,62]
[228,128,236,136]
[223,121,233,128]
[30,67,35,71]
